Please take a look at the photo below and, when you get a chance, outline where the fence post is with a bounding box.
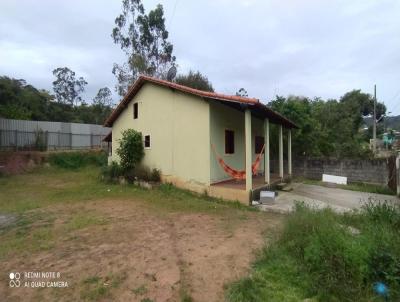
[45,131,49,151]
[70,133,72,150]
[57,131,60,150]
[15,130,18,151]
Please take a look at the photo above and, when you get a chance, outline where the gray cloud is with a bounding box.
[1,0,399,114]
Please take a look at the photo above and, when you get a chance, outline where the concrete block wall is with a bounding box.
[271,157,389,186]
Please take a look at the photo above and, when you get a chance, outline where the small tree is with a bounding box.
[116,129,144,171]
[175,70,214,92]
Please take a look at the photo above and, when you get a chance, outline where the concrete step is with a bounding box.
[258,190,277,205]
[276,182,294,192]
[281,185,293,192]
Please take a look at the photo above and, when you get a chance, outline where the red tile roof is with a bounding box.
[104,75,297,128]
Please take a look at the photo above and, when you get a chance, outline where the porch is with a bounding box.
[208,99,296,204]
[208,173,291,204]
[211,173,285,190]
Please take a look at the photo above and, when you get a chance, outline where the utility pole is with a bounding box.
[373,84,377,154]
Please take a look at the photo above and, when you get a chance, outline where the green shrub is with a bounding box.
[100,162,161,184]
[100,162,123,183]
[131,166,161,182]
[132,165,151,182]
[150,168,161,182]
[361,199,400,228]
[48,151,107,169]
[116,129,144,172]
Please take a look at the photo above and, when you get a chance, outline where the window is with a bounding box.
[144,135,151,148]
[255,136,264,154]
[133,102,138,119]
[225,130,235,154]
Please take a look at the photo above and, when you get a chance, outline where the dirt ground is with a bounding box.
[0,199,283,302]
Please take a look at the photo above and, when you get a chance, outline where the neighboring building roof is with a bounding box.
[104,75,298,128]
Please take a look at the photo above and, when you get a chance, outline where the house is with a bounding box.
[104,75,297,204]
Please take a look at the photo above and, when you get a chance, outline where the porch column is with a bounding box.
[264,118,270,184]
[279,124,283,179]
[245,109,252,191]
[288,129,292,176]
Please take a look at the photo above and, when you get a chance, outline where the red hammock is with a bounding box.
[211,144,265,180]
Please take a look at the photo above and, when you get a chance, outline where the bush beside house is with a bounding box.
[101,129,161,184]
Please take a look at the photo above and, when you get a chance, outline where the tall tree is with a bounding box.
[112,0,176,96]
[92,87,114,124]
[52,67,87,106]
[175,70,214,92]
[93,87,113,107]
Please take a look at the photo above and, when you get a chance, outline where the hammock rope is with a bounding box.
[211,143,265,180]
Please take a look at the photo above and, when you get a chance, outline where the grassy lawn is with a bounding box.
[0,165,254,215]
[0,165,258,261]
[3,160,397,301]
[296,177,396,195]
[227,202,400,302]
[0,164,279,302]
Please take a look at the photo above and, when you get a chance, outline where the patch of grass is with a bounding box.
[0,212,56,259]
[298,177,396,195]
[83,276,101,284]
[48,151,107,169]
[132,285,148,295]
[0,225,54,259]
[65,212,107,231]
[80,273,126,301]
[155,183,256,214]
[80,277,109,301]
[31,227,54,250]
[343,182,395,195]
[0,166,257,216]
[227,201,400,302]
[181,293,193,302]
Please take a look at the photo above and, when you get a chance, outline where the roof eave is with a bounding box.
[104,75,298,129]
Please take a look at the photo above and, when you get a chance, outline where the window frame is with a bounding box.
[144,134,151,149]
[224,129,235,155]
[133,102,138,119]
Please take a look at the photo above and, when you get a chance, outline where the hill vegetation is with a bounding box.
[0,76,113,125]
[268,90,386,158]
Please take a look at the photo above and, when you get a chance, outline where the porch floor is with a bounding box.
[211,173,286,190]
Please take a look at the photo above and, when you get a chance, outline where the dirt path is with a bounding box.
[0,200,282,302]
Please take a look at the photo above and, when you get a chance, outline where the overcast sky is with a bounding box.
[1,0,399,114]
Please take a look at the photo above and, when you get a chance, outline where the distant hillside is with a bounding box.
[364,115,400,130]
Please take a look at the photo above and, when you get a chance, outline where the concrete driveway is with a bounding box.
[259,183,400,213]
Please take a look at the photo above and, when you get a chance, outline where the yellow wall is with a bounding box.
[111,83,211,185]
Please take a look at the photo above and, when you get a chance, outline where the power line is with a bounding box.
[386,89,400,113]
[389,98,400,114]
[168,0,179,28]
